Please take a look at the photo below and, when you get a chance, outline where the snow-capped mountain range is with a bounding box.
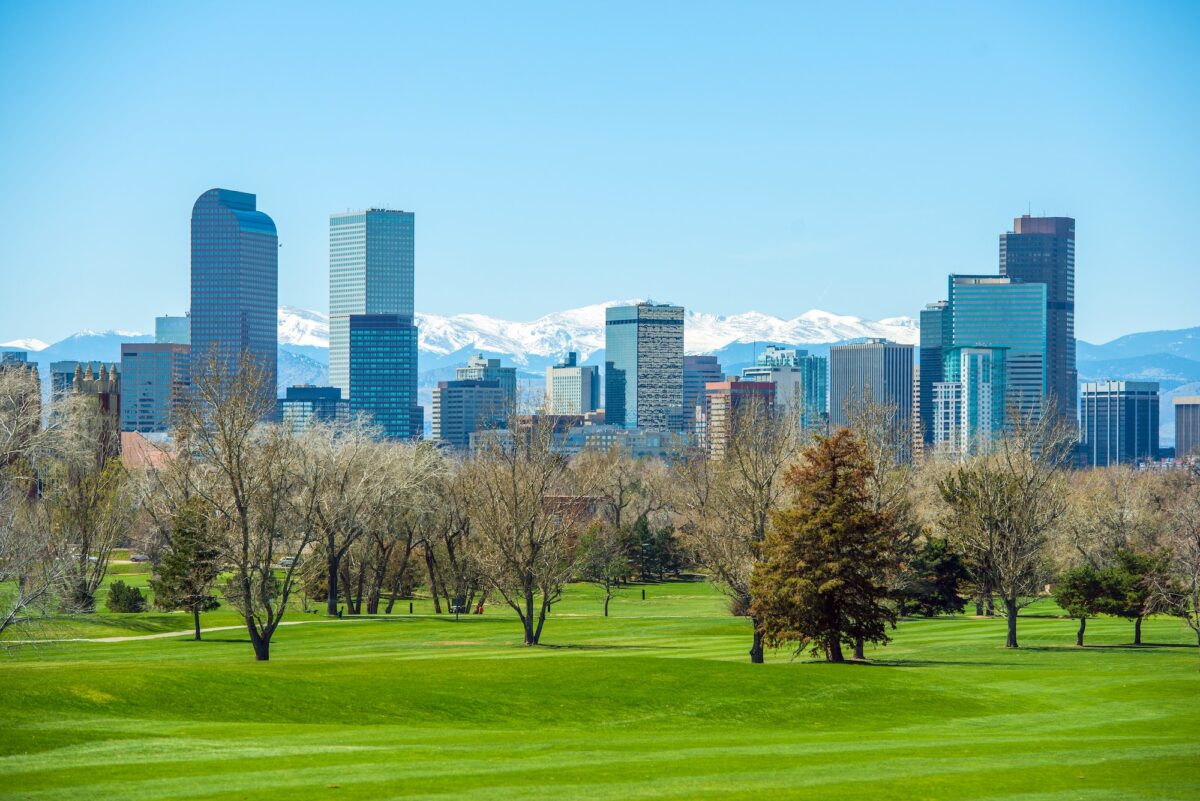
[5,304,1199,445]
[278,301,919,362]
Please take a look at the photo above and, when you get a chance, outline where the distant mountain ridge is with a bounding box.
[5,307,1197,446]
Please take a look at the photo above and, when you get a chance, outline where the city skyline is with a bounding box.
[2,3,1198,344]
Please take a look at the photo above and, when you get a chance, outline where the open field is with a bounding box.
[2,577,1199,801]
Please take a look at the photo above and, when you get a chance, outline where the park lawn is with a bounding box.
[1,581,1198,801]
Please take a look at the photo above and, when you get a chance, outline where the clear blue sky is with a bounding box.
[1,1,1197,344]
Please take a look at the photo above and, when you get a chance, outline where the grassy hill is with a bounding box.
[1,570,1198,800]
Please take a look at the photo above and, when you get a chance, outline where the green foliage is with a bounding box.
[627,516,685,581]
[1053,565,1111,619]
[149,498,221,616]
[750,430,898,661]
[1099,548,1169,621]
[104,580,146,613]
[895,537,969,617]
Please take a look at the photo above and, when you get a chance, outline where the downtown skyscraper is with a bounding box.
[1000,215,1076,425]
[605,303,684,431]
[190,188,278,395]
[329,209,415,395]
[330,209,420,440]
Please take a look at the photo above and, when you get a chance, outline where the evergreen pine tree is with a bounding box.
[750,429,897,663]
[150,498,221,640]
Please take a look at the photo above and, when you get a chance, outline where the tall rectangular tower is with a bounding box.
[948,275,1047,423]
[1080,381,1159,467]
[828,339,914,440]
[604,303,684,431]
[190,188,278,396]
[329,209,415,396]
[348,314,422,440]
[918,301,950,446]
[1000,215,1076,424]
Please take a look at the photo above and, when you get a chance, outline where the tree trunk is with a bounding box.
[1134,615,1143,645]
[533,597,550,644]
[247,620,270,661]
[423,548,443,614]
[604,593,610,617]
[1076,616,1086,647]
[326,552,340,616]
[1004,597,1019,648]
[749,617,765,664]
[828,638,845,663]
[986,597,995,617]
[523,589,536,645]
[193,604,202,641]
[341,563,354,614]
[853,634,865,660]
[975,598,984,616]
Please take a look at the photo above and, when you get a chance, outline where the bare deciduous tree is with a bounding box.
[176,352,316,661]
[464,418,590,645]
[937,406,1073,648]
[673,398,801,663]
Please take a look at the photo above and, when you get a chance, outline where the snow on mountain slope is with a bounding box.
[280,301,919,363]
[0,338,51,352]
[278,306,330,348]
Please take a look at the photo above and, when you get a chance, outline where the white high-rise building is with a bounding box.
[329,209,415,397]
[545,352,599,415]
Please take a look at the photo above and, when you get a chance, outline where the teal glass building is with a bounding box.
[348,314,422,440]
[933,346,1006,456]
[190,189,277,397]
[947,276,1046,422]
[329,209,415,396]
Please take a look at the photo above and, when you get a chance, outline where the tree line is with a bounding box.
[3,358,1200,665]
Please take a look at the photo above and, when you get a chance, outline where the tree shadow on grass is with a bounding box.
[1023,643,1197,652]
[537,643,661,652]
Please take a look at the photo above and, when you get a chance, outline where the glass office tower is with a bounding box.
[1080,381,1159,467]
[741,346,827,431]
[604,303,684,431]
[1000,216,1076,425]
[329,209,415,397]
[348,314,422,440]
[119,343,191,432]
[932,346,1006,456]
[948,276,1046,423]
[155,314,190,345]
[829,339,913,457]
[918,301,950,446]
[190,189,278,397]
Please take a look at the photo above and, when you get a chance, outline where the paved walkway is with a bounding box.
[8,616,370,644]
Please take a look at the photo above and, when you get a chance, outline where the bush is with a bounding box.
[105,580,147,613]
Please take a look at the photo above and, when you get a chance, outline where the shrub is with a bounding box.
[105,580,147,613]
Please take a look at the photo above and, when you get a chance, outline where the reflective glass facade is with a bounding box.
[741,346,827,431]
[348,314,421,440]
[190,189,277,398]
[1080,381,1159,467]
[329,209,415,395]
[933,346,1005,456]
[1000,216,1076,425]
[155,314,190,345]
[119,344,190,433]
[918,301,950,445]
[604,303,684,431]
[948,276,1046,422]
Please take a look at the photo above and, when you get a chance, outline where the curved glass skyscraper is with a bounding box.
[190,188,278,397]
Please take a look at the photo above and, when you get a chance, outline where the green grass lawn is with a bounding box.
[2,578,1198,800]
